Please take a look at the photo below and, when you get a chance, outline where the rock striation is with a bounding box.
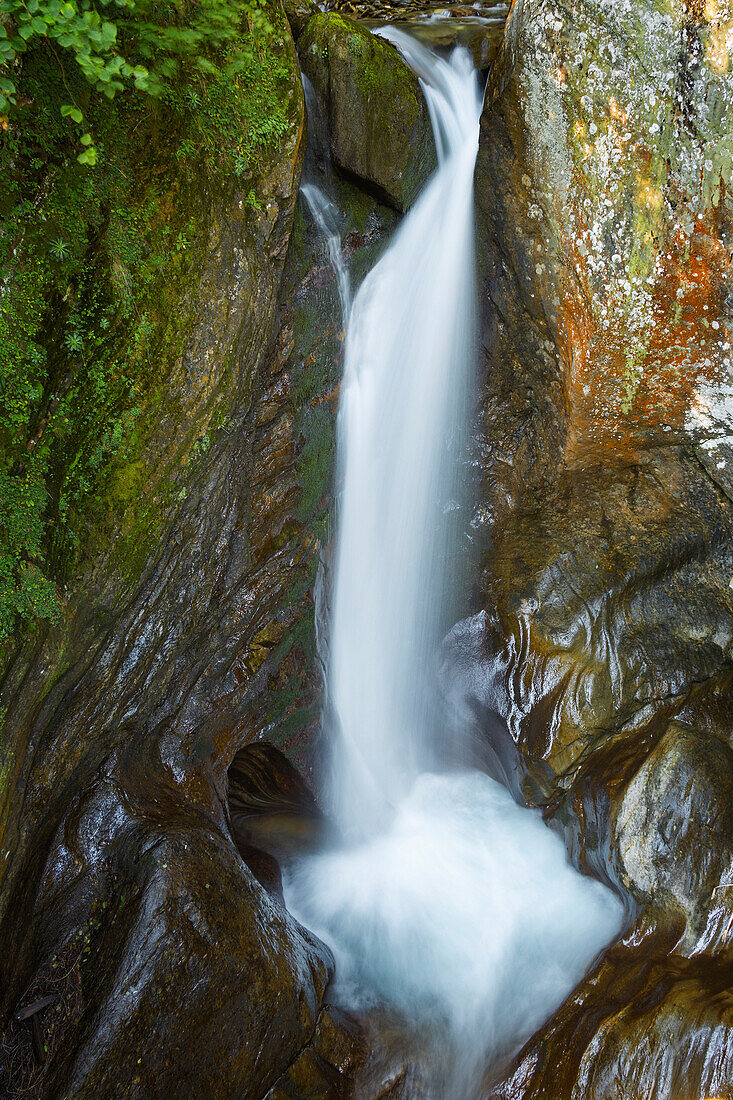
[467,0,733,1092]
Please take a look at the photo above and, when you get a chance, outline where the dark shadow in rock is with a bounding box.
[228,741,334,873]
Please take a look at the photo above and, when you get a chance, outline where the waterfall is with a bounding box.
[286,33,623,1096]
[300,73,351,328]
[328,33,480,835]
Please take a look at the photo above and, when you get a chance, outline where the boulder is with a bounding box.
[299,13,437,210]
[282,0,320,40]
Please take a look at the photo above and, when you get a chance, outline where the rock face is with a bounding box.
[4,0,733,1090]
[228,742,330,871]
[0,3,397,1094]
[468,0,733,1092]
[299,12,437,210]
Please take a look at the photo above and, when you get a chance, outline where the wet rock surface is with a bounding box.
[0,5,396,1095]
[229,742,331,870]
[468,0,733,1091]
[361,17,505,71]
[2,0,732,1089]
[299,12,437,209]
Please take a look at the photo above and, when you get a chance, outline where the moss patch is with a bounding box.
[0,1,299,650]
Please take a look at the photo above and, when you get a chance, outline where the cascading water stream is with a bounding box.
[327,33,482,835]
[300,183,352,327]
[300,73,351,328]
[286,32,624,1095]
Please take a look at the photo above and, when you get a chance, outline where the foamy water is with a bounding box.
[286,771,622,1092]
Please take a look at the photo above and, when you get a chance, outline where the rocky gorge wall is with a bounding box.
[0,3,414,1095]
[468,0,733,1092]
[1,0,732,1095]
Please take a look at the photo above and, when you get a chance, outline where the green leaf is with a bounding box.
[80,132,93,145]
[60,105,83,123]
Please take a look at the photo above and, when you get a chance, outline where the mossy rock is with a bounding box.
[299,12,437,210]
[282,0,320,38]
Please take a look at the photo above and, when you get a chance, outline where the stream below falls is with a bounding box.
[285,31,625,1097]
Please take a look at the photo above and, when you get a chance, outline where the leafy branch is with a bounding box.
[0,0,266,163]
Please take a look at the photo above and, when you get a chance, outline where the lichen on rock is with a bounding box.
[471,0,733,1091]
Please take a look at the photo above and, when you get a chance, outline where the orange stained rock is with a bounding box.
[558,216,731,466]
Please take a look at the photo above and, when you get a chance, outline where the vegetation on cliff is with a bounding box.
[0,0,294,648]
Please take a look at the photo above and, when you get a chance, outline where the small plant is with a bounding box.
[175,137,198,161]
[49,238,70,260]
[65,332,84,353]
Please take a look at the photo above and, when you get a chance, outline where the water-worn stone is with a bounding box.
[0,5,384,1096]
[299,12,437,210]
[0,5,400,1088]
[468,0,733,1091]
[228,741,331,864]
[41,791,334,1098]
[489,920,733,1100]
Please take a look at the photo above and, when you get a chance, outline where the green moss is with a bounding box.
[0,2,299,648]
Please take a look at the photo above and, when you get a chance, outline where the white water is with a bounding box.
[301,183,352,327]
[326,34,481,833]
[286,32,624,1095]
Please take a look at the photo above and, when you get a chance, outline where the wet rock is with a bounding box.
[470,0,733,1089]
[283,0,320,39]
[0,5,394,1095]
[46,793,335,1099]
[299,12,437,209]
[229,741,323,817]
[265,1006,364,1097]
[226,171,396,779]
[364,16,507,70]
[486,920,733,1100]
[0,10,399,1089]
[228,741,331,863]
[615,720,733,945]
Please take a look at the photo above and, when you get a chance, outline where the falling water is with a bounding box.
[326,33,481,834]
[286,32,624,1095]
[301,183,352,326]
[300,73,351,327]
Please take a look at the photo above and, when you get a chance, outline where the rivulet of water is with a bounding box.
[301,183,352,327]
[285,32,624,1096]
